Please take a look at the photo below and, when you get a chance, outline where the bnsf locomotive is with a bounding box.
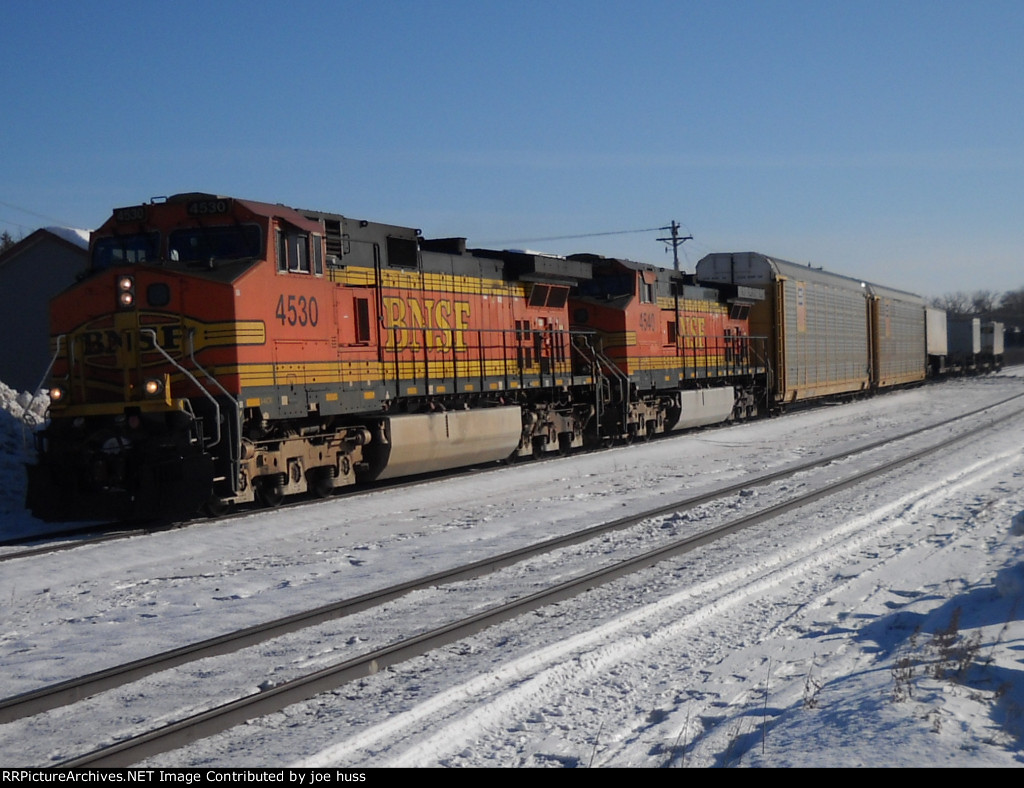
[26,193,769,520]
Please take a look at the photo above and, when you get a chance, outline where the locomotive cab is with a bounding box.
[27,195,275,520]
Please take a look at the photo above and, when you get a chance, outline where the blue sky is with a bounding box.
[3,0,1023,297]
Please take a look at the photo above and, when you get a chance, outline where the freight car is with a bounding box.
[947,318,984,375]
[695,252,928,408]
[980,322,1005,371]
[25,194,764,521]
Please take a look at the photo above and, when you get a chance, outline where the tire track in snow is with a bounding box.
[297,448,1021,767]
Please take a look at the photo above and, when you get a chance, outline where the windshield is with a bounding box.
[575,273,634,300]
[92,232,160,269]
[169,225,262,264]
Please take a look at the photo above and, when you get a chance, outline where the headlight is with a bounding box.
[117,275,136,309]
[143,378,164,397]
[49,386,65,403]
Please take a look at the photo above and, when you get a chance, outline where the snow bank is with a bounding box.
[0,381,48,533]
[1,381,49,426]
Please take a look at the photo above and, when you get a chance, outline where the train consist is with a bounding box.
[25,194,1003,520]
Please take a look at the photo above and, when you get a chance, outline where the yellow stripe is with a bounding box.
[612,356,748,374]
[220,357,575,390]
[331,265,528,300]
[228,359,572,386]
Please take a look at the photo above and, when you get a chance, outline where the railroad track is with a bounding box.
[0,462,512,561]
[3,391,1021,766]
[3,384,1021,563]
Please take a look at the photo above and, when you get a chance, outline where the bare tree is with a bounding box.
[931,291,974,318]
[971,290,999,318]
[998,288,1024,334]
[932,290,1005,320]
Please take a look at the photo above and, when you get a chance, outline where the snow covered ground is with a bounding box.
[2,374,1024,767]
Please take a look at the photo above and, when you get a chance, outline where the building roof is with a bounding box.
[0,226,90,270]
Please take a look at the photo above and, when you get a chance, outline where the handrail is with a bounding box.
[571,333,630,436]
[140,328,222,448]
[187,330,241,495]
[24,335,64,425]
[20,335,65,446]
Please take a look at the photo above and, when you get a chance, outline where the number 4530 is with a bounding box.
[275,294,319,326]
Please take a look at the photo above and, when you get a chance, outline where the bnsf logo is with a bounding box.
[680,316,707,337]
[74,320,186,370]
[81,325,184,356]
[382,296,471,352]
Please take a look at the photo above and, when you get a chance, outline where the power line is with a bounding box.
[0,198,76,228]
[479,226,664,246]
[0,216,37,236]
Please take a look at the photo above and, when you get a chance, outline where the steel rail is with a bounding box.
[5,391,1022,727]
[5,386,1020,561]
[54,396,1024,767]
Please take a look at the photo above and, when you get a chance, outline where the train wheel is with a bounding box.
[256,475,286,508]
[258,486,284,508]
[310,467,335,499]
[203,496,229,518]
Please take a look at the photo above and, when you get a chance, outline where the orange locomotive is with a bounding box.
[26,194,764,520]
[568,253,765,440]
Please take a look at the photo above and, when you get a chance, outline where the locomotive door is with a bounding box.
[514,319,565,389]
[536,318,551,378]
[514,319,536,387]
[334,286,378,399]
[335,291,374,347]
[71,305,149,403]
[536,317,562,389]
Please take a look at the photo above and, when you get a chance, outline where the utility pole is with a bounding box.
[658,221,692,271]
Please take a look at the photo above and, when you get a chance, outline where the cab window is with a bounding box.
[276,229,312,273]
[169,225,260,265]
[639,275,655,304]
[92,232,160,269]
